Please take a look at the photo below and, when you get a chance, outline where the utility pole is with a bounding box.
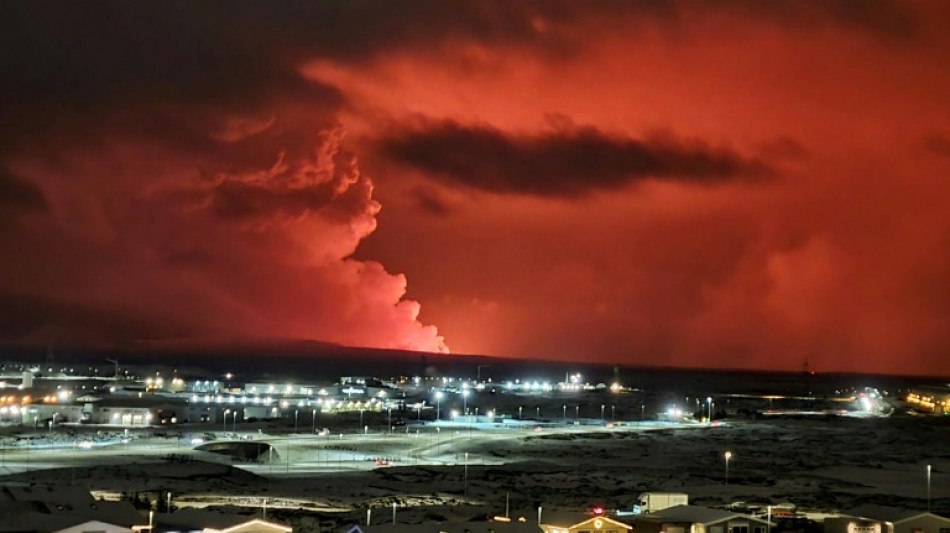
[106,359,119,382]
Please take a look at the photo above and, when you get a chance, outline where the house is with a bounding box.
[0,483,144,533]
[823,516,890,533]
[51,520,133,533]
[630,505,771,533]
[342,522,540,533]
[154,510,291,533]
[203,518,293,533]
[835,506,950,533]
[538,509,632,533]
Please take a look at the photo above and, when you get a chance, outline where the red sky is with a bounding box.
[2,1,950,374]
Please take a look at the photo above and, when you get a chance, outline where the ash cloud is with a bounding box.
[0,3,454,352]
[380,121,768,197]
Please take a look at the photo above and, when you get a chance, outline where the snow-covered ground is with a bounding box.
[1,415,948,532]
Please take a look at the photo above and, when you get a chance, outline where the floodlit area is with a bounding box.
[1,362,947,532]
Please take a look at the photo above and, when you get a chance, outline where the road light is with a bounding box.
[601,404,605,422]
[435,391,443,420]
[611,404,615,421]
[464,451,469,496]
[706,397,712,422]
[724,451,732,484]
[312,408,317,435]
[927,464,932,512]
[223,409,230,432]
[462,389,469,417]
[359,408,365,433]
[294,410,299,434]
[562,404,567,423]
[518,406,523,419]
[387,407,392,434]
[574,405,579,420]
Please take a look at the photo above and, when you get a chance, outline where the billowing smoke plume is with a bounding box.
[0,119,448,353]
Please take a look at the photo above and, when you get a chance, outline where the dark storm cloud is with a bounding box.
[0,169,47,213]
[380,122,768,197]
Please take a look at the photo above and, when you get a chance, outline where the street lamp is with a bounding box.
[387,407,392,434]
[312,408,317,435]
[562,404,567,423]
[601,404,605,422]
[706,397,712,422]
[724,451,732,484]
[359,408,365,433]
[462,389,469,417]
[518,406,523,419]
[294,410,299,434]
[927,464,932,512]
[435,391,443,420]
[223,409,230,432]
[574,405,579,420]
[463,451,469,496]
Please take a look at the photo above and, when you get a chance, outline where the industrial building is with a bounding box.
[905,387,950,415]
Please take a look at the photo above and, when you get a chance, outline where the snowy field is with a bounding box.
[1,414,948,532]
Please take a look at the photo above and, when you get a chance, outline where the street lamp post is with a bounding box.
[536,406,540,419]
[640,403,645,425]
[463,451,469,496]
[601,404,605,422]
[611,404,615,421]
[223,409,230,432]
[435,392,443,420]
[707,397,712,422]
[562,404,567,423]
[312,408,317,435]
[294,410,299,434]
[462,389,469,417]
[724,451,732,484]
[359,408,364,434]
[387,407,392,434]
[574,405,579,420]
[927,464,932,512]
[518,406,523,419]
